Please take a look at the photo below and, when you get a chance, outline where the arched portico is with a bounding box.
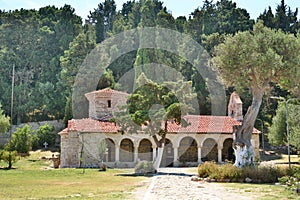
[179,137,198,162]
[202,138,218,162]
[161,139,174,167]
[222,138,235,162]
[120,138,134,162]
[138,139,153,161]
[103,138,115,162]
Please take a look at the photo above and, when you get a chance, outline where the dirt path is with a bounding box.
[131,167,255,200]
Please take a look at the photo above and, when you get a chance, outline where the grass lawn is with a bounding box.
[0,151,146,200]
[219,183,298,200]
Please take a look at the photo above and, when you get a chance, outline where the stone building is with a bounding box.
[59,88,260,168]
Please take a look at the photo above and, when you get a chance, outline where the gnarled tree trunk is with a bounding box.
[233,88,263,168]
[152,132,166,170]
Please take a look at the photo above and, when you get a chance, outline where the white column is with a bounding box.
[218,148,222,163]
[173,147,178,163]
[115,145,120,162]
[134,146,138,162]
[152,147,157,161]
[198,147,202,163]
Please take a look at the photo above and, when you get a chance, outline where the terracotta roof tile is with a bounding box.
[167,115,259,134]
[65,118,120,133]
[85,88,129,97]
[60,116,260,135]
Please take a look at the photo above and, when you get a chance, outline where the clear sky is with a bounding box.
[1,0,300,20]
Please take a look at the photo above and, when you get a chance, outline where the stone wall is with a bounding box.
[85,89,128,120]
[60,131,261,168]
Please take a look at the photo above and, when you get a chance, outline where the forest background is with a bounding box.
[0,0,298,144]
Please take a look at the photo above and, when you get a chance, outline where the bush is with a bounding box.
[278,167,300,191]
[198,162,218,178]
[135,161,156,175]
[32,124,55,150]
[257,166,288,183]
[11,125,32,154]
[198,162,291,183]
[0,150,18,167]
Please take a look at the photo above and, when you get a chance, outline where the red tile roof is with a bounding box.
[167,115,259,134]
[60,115,259,135]
[85,88,129,97]
[60,118,120,134]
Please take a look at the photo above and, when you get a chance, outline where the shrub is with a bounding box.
[0,150,18,167]
[135,161,156,175]
[278,167,300,191]
[257,166,288,183]
[11,125,32,154]
[198,162,218,178]
[217,164,241,180]
[198,162,291,183]
[32,124,55,150]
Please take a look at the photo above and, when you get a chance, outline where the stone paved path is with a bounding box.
[133,168,255,200]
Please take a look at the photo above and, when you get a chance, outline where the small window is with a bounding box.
[107,100,111,108]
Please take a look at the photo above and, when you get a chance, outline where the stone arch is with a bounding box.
[138,139,153,161]
[179,137,197,162]
[161,138,174,167]
[222,138,235,162]
[202,138,218,162]
[103,138,115,162]
[120,138,134,162]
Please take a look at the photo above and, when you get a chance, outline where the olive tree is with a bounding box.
[213,21,300,167]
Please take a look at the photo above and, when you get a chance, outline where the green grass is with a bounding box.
[0,151,146,200]
[219,183,299,200]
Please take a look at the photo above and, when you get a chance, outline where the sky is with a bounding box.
[1,0,300,21]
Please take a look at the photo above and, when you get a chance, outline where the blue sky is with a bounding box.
[1,0,300,20]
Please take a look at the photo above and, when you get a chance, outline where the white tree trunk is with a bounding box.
[233,87,263,168]
[233,144,255,168]
[153,145,164,170]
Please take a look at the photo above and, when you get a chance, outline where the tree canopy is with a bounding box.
[0,104,10,134]
[0,0,299,132]
[213,20,300,167]
[269,102,300,150]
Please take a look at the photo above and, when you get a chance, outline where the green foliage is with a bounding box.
[258,0,299,33]
[124,74,194,136]
[0,0,299,126]
[188,0,253,42]
[269,102,300,150]
[278,167,300,191]
[198,162,290,183]
[97,69,116,90]
[32,124,55,150]
[88,0,116,43]
[213,21,300,93]
[134,161,156,174]
[0,5,82,123]
[0,150,18,167]
[269,102,287,145]
[0,103,10,134]
[10,125,32,154]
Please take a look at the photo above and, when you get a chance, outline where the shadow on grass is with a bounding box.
[261,152,282,161]
[116,172,193,177]
[0,167,16,170]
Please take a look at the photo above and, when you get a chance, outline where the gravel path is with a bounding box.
[132,168,255,200]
